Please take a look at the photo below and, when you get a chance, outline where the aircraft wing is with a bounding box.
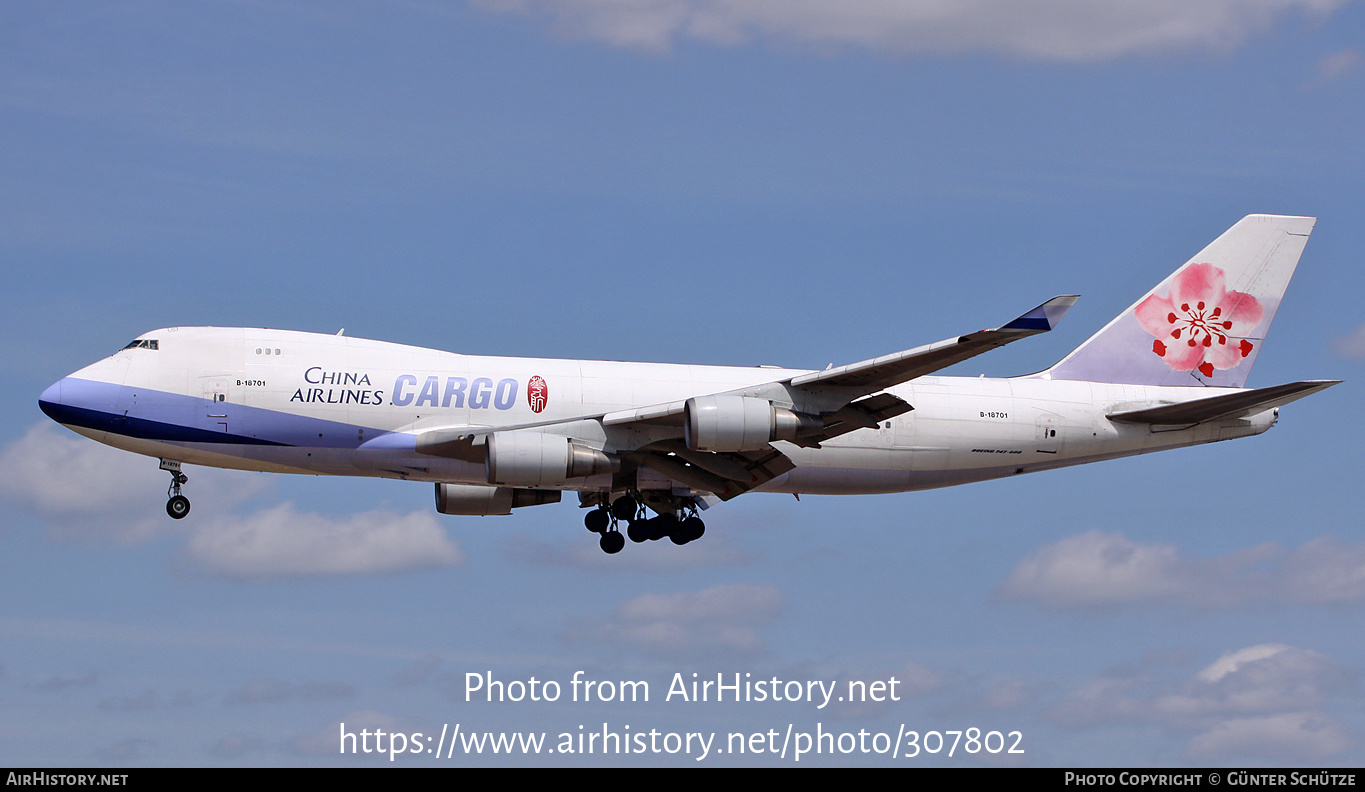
[627,443,796,500]
[784,295,1079,396]
[623,393,919,500]
[608,295,1078,497]
[417,295,1077,496]
[598,294,1079,426]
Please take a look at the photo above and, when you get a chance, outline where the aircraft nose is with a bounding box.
[38,378,65,422]
[38,375,117,428]
[39,356,133,432]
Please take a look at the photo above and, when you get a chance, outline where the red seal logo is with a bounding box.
[528,376,548,413]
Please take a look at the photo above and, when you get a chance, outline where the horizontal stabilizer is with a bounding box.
[1107,380,1339,425]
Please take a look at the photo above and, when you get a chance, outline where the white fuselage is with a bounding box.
[46,327,1272,496]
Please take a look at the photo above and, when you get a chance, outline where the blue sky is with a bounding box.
[2,0,1364,766]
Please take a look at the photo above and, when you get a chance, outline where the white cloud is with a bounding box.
[1317,49,1364,82]
[505,532,753,569]
[977,678,1038,710]
[471,0,1347,60]
[999,531,1365,608]
[1050,643,1357,760]
[1197,644,1295,683]
[899,662,946,697]
[0,423,268,543]
[1334,323,1365,358]
[1186,712,1353,760]
[1,424,461,578]
[618,583,780,622]
[574,583,781,659]
[184,504,462,580]
[999,531,1191,607]
[0,424,161,515]
[1158,645,1349,721]
[1277,538,1365,602]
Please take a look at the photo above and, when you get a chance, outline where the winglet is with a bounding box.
[999,295,1080,333]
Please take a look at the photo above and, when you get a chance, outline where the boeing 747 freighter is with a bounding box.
[39,215,1337,553]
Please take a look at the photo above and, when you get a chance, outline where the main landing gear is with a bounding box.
[582,492,705,554]
[160,459,191,519]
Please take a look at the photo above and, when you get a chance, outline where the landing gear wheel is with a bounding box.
[610,495,638,521]
[584,509,610,533]
[161,460,190,520]
[671,516,704,544]
[166,495,191,519]
[652,514,679,541]
[599,531,625,554]
[627,520,649,543]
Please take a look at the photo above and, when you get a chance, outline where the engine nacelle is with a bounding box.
[434,483,561,516]
[684,395,821,452]
[485,431,619,487]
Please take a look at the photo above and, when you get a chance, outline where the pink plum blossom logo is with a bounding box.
[1135,262,1263,379]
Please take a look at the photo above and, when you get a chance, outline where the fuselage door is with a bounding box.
[1036,413,1061,455]
[201,376,233,433]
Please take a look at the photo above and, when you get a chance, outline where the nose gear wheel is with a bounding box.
[160,459,191,520]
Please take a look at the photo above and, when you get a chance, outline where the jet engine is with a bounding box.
[684,395,821,452]
[485,431,619,487]
[435,483,561,516]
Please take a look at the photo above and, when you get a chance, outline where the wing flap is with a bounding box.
[602,400,686,426]
[632,445,795,500]
[794,392,913,446]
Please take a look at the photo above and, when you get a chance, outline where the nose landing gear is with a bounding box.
[160,459,190,519]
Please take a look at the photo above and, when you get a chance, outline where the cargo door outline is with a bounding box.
[201,376,233,434]
[1036,412,1061,455]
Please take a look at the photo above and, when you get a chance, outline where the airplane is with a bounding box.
[38,215,1338,554]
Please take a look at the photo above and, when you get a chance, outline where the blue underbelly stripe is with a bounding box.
[39,400,290,446]
[40,377,393,449]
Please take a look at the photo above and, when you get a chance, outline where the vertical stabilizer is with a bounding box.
[1045,215,1315,388]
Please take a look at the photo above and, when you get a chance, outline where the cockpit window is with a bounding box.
[121,339,159,351]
